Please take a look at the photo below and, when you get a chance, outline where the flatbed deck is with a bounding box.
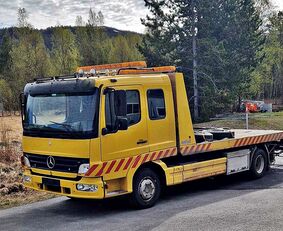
[233,129,283,138]
[180,129,283,156]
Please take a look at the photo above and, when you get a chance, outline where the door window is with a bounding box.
[105,90,141,129]
[147,89,166,120]
[126,91,141,126]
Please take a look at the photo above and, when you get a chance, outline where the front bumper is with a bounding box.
[23,170,105,199]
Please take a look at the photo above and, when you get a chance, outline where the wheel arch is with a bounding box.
[251,144,272,167]
[249,146,269,178]
[125,160,169,193]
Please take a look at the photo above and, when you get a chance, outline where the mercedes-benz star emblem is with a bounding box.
[47,156,55,169]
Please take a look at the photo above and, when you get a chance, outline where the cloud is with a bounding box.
[1,0,283,31]
[0,0,149,33]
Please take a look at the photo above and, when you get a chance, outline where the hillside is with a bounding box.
[0,25,144,111]
[0,26,141,50]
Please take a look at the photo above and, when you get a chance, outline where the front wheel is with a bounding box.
[130,168,161,209]
[249,148,268,179]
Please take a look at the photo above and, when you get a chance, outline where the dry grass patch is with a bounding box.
[0,190,57,209]
[0,116,55,210]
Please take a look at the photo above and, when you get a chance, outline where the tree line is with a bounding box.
[0,8,143,110]
[140,0,283,120]
[0,2,282,121]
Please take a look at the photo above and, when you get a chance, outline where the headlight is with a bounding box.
[78,163,90,174]
[76,184,98,192]
[21,156,31,168]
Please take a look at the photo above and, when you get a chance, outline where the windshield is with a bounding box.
[24,90,98,138]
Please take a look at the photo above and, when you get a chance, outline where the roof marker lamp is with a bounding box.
[78,69,84,77]
[90,69,96,76]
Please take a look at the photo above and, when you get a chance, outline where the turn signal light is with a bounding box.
[21,156,31,168]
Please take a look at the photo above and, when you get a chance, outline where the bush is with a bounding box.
[0,121,19,163]
[0,79,13,111]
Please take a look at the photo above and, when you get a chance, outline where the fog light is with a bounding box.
[76,184,98,192]
[23,175,31,183]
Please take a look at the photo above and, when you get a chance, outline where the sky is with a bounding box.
[0,0,282,33]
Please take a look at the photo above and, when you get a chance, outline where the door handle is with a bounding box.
[137,139,148,144]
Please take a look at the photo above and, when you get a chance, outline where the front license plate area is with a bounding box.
[42,178,60,187]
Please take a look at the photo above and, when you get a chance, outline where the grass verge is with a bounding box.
[197,112,283,130]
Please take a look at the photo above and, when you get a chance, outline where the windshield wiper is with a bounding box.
[25,124,62,132]
[48,121,83,138]
[49,121,75,132]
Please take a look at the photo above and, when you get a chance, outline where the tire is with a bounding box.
[130,168,161,209]
[249,148,268,179]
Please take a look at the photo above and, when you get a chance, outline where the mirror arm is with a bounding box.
[102,126,120,136]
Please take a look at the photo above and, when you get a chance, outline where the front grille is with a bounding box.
[24,153,89,173]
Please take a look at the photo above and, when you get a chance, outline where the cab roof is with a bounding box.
[27,61,179,94]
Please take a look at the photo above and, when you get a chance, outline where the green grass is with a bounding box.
[197,111,283,130]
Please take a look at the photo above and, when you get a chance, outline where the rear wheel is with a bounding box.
[249,149,268,178]
[130,168,161,209]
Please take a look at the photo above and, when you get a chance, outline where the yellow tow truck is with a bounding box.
[21,61,283,208]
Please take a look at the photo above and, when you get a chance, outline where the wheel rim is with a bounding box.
[138,177,156,202]
[255,155,265,174]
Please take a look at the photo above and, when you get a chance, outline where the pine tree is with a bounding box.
[141,0,265,119]
[0,30,12,76]
[251,11,283,100]
[219,0,265,108]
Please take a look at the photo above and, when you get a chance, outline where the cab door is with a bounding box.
[145,86,176,151]
[100,85,149,162]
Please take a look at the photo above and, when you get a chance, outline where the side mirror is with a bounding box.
[118,117,128,130]
[114,90,127,117]
[19,93,26,126]
[102,89,128,136]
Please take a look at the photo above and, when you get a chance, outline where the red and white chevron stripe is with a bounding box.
[85,147,177,177]
[180,143,212,155]
[233,132,283,148]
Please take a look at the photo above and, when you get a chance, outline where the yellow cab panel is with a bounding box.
[100,84,149,162]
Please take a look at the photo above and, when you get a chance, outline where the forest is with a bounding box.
[141,0,283,120]
[0,8,143,112]
[0,1,282,121]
